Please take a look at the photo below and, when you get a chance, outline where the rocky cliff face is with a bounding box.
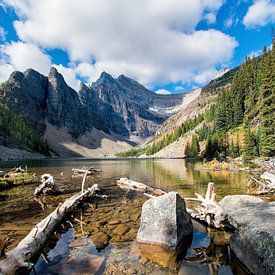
[0,68,185,145]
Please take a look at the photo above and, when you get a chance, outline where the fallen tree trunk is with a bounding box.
[34,174,61,196]
[0,184,100,274]
[117,177,166,196]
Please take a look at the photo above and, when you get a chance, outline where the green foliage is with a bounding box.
[258,41,275,156]
[117,113,205,157]
[185,135,200,158]
[242,126,259,159]
[0,104,50,155]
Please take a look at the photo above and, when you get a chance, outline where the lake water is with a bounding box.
[0,159,251,274]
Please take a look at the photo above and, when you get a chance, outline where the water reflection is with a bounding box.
[0,159,250,274]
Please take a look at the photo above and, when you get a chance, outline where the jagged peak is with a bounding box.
[98,71,115,82]
[48,66,59,77]
[9,71,25,82]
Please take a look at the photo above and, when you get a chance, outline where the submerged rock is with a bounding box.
[137,192,193,249]
[219,195,275,274]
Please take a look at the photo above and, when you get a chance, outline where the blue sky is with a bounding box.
[0,0,274,94]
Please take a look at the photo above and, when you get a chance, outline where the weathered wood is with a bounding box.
[117,178,166,196]
[249,172,275,195]
[34,174,61,196]
[187,182,226,228]
[72,167,101,175]
[0,184,100,274]
[118,178,225,228]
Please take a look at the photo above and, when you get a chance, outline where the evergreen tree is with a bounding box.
[259,43,275,156]
[243,126,258,159]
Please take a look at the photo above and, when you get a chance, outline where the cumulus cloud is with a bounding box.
[243,0,275,28]
[0,41,80,89]
[2,0,236,87]
[155,89,171,95]
[0,42,51,74]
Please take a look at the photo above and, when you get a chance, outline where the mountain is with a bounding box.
[0,68,190,158]
[119,42,275,159]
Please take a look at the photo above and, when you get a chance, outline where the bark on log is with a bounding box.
[0,184,100,275]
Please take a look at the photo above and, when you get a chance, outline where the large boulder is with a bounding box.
[219,195,275,274]
[137,192,193,249]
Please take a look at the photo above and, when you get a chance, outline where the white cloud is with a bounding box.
[2,0,236,87]
[0,41,51,75]
[175,86,185,91]
[204,13,217,24]
[155,89,171,95]
[0,41,80,89]
[194,68,218,84]
[224,17,234,28]
[0,27,7,41]
[53,64,80,90]
[0,62,14,83]
[243,0,275,28]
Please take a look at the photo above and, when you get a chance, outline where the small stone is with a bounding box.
[108,219,120,225]
[132,213,141,222]
[113,224,130,236]
[91,231,110,249]
[109,235,121,243]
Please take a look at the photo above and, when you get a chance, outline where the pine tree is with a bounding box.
[259,44,275,156]
[243,126,258,159]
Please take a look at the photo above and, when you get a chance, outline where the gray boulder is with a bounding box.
[137,192,193,249]
[219,195,275,275]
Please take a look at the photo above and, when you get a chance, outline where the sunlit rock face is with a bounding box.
[137,192,193,249]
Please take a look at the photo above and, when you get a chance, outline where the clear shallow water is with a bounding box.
[0,159,250,274]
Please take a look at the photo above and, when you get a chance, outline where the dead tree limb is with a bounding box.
[185,182,226,228]
[72,167,101,176]
[0,184,100,274]
[117,177,166,196]
[34,174,61,196]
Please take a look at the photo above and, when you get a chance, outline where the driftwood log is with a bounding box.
[34,174,61,196]
[117,178,166,197]
[1,166,25,179]
[0,184,100,274]
[72,167,101,175]
[185,182,226,229]
[249,172,275,195]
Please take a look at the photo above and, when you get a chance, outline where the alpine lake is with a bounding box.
[0,158,254,274]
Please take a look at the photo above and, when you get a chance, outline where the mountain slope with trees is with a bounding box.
[119,39,275,159]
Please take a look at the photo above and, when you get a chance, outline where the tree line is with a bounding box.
[0,104,50,155]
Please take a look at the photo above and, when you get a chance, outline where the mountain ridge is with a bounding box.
[0,67,189,158]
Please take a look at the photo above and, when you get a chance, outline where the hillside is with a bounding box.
[118,41,275,159]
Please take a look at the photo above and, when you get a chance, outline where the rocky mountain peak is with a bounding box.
[9,71,25,82]
[96,71,116,85]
